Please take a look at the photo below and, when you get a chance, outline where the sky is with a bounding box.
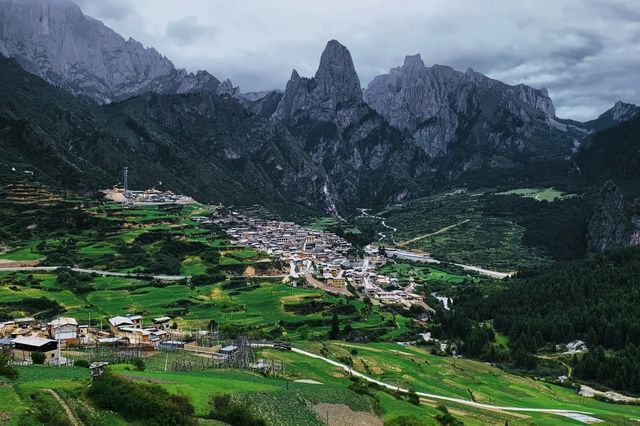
[74,0,640,121]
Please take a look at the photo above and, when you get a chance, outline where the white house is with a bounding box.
[48,317,79,342]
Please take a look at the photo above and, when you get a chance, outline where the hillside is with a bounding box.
[576,114,640,178]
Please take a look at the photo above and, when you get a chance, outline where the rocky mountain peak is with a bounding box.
[610,100,639,122]
[0,0,233,103]
[363,55,566,158]
[583,100,640,132]
[272,40,365,124]
[403,54,425,70]
[314,39,362,106]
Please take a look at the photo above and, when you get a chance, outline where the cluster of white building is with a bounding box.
[214,211,352,287]
[103,188,196,205]
[212,210,429,310]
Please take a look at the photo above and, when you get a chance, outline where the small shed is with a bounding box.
[219,345,238,356]
[90,361,109,378]
[0,338,14,353]
[158,340,185,350]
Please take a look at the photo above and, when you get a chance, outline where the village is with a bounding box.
[0,312,287,374]
[210,209,431,311]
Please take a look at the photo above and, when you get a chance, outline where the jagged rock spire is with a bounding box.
[314,39,362,106]
[272,40,363,123]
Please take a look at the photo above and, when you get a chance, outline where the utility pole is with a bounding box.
[56,316,61,366]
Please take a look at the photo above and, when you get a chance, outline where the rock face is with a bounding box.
[363,54,569,158]
[583,101,640,132]
[0,0,234,103]
[587,181,640,254]
[239,90,283,117]
[272,40,363,126]
[272,40,432,212]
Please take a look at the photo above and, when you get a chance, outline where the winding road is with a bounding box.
[357,209,511,279]
[285,346,599,419]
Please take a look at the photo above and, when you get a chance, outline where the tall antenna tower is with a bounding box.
[122,166,131,207]
[123,166,129,195]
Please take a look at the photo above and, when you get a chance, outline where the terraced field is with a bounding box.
[377,189,552,270]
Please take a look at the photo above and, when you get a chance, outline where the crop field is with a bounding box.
[496,187,574,202]
[280,342,640,425]
[0,190,266,274]
[306,216,341,231]
[378,262,469,285]
[0,270,412,340]
[378,189,551,270]
[5,344,638,425]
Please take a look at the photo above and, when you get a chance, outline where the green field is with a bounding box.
[284,342,640,425]
[378,190,551,270]
[496,187,573,202]
[378,262,469,285]
[306,216,341,231]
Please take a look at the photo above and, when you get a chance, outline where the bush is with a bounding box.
[74,359,90,368]
[385,415,423,426]
[207,394,265,426]
[88,372,196,426]
[0,352,18,379]
[30,352,46,365]
[133,357,145,371]
[435,405,464,426]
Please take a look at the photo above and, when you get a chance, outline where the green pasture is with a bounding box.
[306,216,340,231]
[383,190,550,270]
[496,187,573,202]
[378,262,468,284]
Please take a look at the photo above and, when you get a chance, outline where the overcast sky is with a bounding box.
[74,0,640,121]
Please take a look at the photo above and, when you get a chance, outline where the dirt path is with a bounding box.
[537,354,573,377]
[43,389,82,426]
[398,219,470,247]
[303,274,352,296]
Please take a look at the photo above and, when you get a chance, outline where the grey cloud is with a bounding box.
[70,0,640,121]
[166,16,218,45]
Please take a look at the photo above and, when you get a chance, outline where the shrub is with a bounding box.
[207,394,265,426]
[74,359,90,368]
[133,357,145,371]
[0,352,18,379]
[30,352,46,365]
[88,372,195,426]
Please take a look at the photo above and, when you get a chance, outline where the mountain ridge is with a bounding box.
[0,0,239,103]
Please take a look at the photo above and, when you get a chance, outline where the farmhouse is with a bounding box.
[14,317,35,329]
[108,316,134,334]
[117,327,150,344]
[153,316,171,330]
[0,338,13,353]
[48,317,79,342]
[0,321,16,335]
[129,315,143,329]
[12,335,58,363]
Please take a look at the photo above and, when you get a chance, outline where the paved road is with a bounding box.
[0,266,286,282]
[0,266,189,281]
[287,346,597,418]
[385,248,512,279]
